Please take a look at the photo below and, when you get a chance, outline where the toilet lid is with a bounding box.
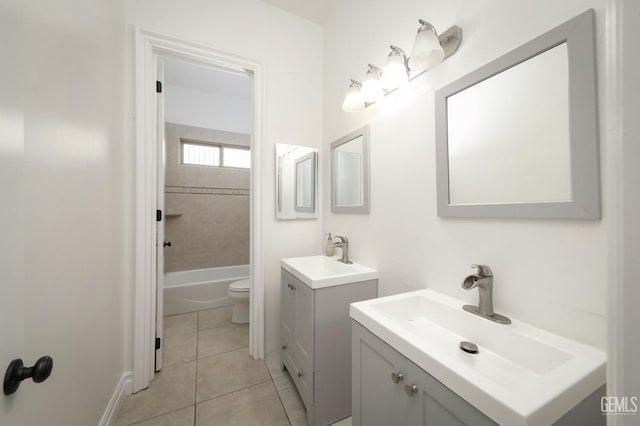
[229,279,250,292]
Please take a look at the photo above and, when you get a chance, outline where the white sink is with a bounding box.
[350,289,606,426]
[281,255,377,289]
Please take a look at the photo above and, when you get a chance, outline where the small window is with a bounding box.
[182,142,220,166]
[222,147,251,169]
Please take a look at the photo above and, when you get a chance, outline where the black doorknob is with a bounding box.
[163,241,172,247]
[3,356,53,395]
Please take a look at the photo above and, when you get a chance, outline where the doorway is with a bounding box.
[134,29,265,392]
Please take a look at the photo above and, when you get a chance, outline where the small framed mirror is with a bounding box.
[295,152,316,212]
[276,144,317,220]
[331,125,370,213]
[435,9,600,219]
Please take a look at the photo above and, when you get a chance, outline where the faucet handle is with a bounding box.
[334,235,348,243]
[471,264,493,277]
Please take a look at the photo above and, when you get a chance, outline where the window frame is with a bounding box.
[180,138,250,169]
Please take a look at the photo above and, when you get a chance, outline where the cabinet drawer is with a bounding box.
[282,332,313,409]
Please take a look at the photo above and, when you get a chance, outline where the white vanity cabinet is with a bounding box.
[280,268,377,426]
[352,321,496,426]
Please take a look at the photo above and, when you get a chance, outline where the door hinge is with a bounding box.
[156,209,162,222]
[155,337,161,350]
[156,80,162,93]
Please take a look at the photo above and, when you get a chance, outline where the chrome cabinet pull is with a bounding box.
[391,372,404,384]
[404,384,418,396]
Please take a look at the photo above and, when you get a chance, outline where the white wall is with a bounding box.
[323,0,609,349]
[125,0,324,355]
[21,0,130,424]
[164,85,252,135]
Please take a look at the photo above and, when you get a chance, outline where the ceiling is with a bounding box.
[163,57,251,100]
[260,0,339,25]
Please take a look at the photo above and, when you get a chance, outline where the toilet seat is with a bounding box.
[229,278,250,292]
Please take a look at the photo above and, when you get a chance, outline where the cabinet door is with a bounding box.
[281,270,295,340]
[292,276,314,370]
[352,322,409,426]
[406,361,497,426]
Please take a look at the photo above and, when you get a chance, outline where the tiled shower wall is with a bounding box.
[164,122,250,272]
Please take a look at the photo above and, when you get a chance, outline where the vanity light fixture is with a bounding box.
[381,45,409,90]
[342,79,366,112]
[342,19,462,112]
[409,19,445,72]
[360,64,384,102]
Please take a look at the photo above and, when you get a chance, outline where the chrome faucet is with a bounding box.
[461,264,511,324]
[332,236,352,264]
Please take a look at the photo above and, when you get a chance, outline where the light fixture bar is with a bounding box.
[342,23,462,112]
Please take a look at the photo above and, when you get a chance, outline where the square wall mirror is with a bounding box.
[435,9,600,219]
[276,144,318,220]
[331,125,370,213]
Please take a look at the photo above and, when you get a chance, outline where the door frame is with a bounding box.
[133,28,265,392]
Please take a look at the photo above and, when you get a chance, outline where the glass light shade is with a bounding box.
[342,82,365,112]
[361,67,384,102]
[381,51,409,90]
[409,26,445,72]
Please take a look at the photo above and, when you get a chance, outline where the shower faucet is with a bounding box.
[461,264,511,324]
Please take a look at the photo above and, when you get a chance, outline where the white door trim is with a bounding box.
[606,0,640,421]
[133,28,265,392]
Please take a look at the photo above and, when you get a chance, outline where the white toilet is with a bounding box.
[227,279,250,324]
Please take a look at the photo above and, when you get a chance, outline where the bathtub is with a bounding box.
[164,265,249,316]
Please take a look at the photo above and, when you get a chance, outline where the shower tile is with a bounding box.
[273,374,307,426]
[198,306,235,331]
[163,312,197,337]
[164,332,197,367]
[115,361,196,426]
[195,381,288,426]
[196,347,270,403]
[198,325,249,359]
[130,406,195,426]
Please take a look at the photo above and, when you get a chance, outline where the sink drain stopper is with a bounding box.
[459,341,479,354]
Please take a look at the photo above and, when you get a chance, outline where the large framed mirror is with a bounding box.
[435,9,600,219]
[276,144,318,220]
[331,125,370,213]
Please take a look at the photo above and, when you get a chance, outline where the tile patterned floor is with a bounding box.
[115,306,351,426]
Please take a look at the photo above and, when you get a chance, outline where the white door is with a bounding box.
[155,59,166,372]
[0,80,25,424]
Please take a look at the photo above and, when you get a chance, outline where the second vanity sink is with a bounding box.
[350,289,606,425]
[281,255,377,289]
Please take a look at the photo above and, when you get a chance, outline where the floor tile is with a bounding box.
[198,306,236,331]
[330,417,352,426]
[115,362,196,426]
[273,374,307,426]
[130,406,195,426]
[164,312,198,337]
[196,347,270,403]
[197,325,248,359]
[265,351,285,379]
[164,332,197,367]
[196,381,289,426]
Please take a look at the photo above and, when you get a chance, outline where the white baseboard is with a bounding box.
[99,371,132,426]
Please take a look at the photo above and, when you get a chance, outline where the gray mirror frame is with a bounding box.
[294,151,316,213]
[330,125,371,214]
[435,9,600,219]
